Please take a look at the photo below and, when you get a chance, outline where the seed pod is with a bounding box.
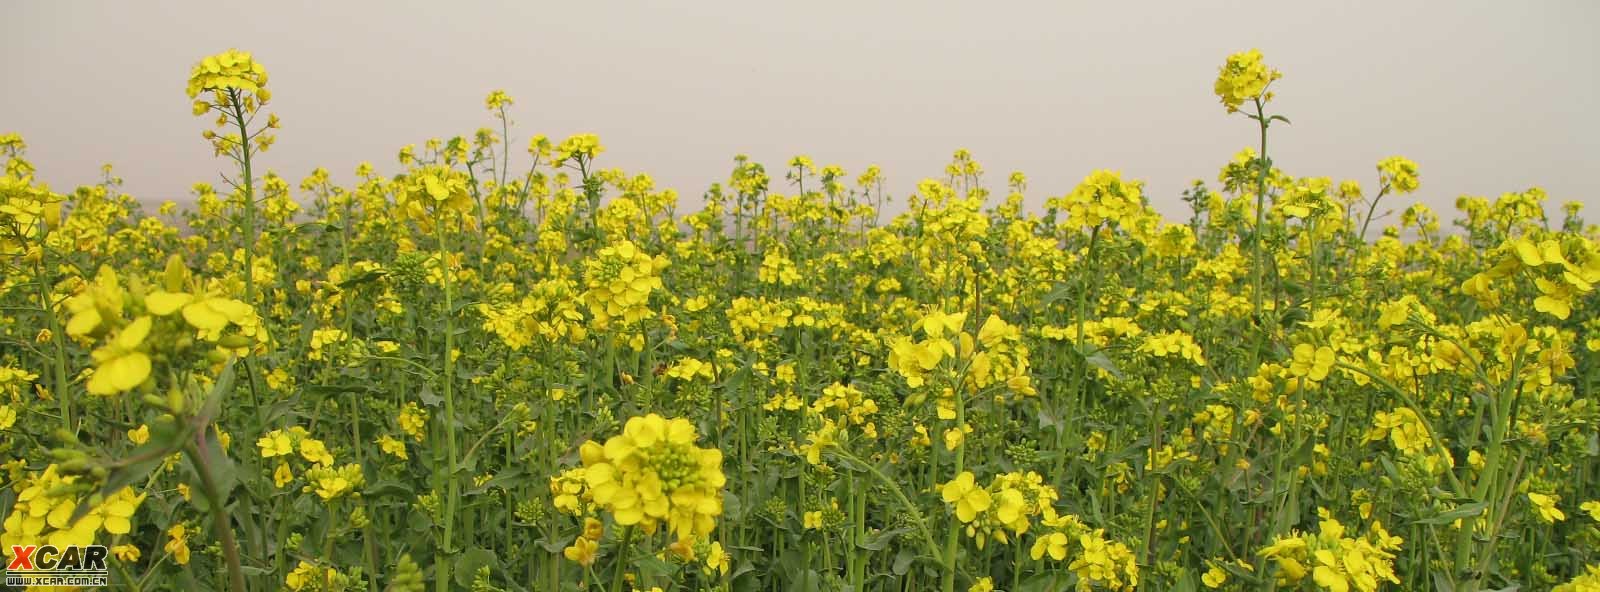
[59,458,93,474]
[50,447,86,462]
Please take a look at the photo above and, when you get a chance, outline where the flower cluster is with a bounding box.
[284,560,356,591]
[1056,169,1147,230]
[399,165,473,221]
[62,263,265,395]
[1555,565,1600,592]
[258,426,337,488]
[1258,512,1403,592]
[1465,235,1600,320]
[888,309,964,388]
[1376,156,1420,195]
[579,414,726,543]
[810,382,879,431]
[186,49,279,155]
[581,239,669,328]
[1,464,144,550]
[1139,330,1207,366]
[1213,48,1281,113]
[302,464,365,501]
[186,49,270,107]
[554,133,604,168]
[940,471,1062,548]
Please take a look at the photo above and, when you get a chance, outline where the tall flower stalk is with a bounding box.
[187,49,279,305]
[1214,49,1284,350]
[182,49,279,592]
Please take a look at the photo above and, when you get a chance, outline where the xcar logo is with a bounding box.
[5,544,111,587]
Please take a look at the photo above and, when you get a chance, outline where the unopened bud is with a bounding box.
[167,388,186,415]
[164,254,189,292]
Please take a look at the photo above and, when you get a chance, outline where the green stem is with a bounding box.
[1142,399,1164,565]
[941,385,966,592]
[832,447,945,570]
[435,208,461,592]
[228,91,257,304]
[1058,224,1102,477]
[1249,97,1271,364]
[611,526,634,592]
[185,439,246,592]
[1307,218,1319,315]
[31,235,71,431]
[1357,185,1391,241]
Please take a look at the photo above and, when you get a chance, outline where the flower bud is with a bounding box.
[168,388,187,415]
[142,394,170,410]
[164,254,189,292]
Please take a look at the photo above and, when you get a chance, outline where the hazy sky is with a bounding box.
[5,1,1598,222]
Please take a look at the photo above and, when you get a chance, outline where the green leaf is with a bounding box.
[1042,283,1075,305]
[302,383,378,398]
[72,416,189,524]
[1172,569,1199,592]
[858,527,911,551]
[1036,407,1064,431]
[891,547,917,576]
[631,553,675,580]
[1415,501,1490,525]
[198,425,238,498]
[1082,348,1124,380]
[1431,572,1457,592]
[467,467,527,494]
[535,535,570,554]
[365,480,416,499]
[337,268,388,289]
[407,510,433,533]
[417,386,442,407]
[453,547,496,588]
[196,359,238,425]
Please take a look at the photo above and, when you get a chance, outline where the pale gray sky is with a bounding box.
[5,1,1597,221]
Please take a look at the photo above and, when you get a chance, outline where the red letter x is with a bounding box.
[7,545,36,570]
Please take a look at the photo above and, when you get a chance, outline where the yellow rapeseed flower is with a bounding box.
[579,413,726,543]
[940,472,992,523]
[1214,49,1281,113]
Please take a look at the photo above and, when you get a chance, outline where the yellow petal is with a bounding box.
[116,316,153,349]
[183,300,229,331]
[146,291,193,316]
[67,308,103,336]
